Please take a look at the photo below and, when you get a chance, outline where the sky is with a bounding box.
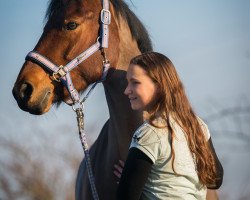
[0,0,250,199]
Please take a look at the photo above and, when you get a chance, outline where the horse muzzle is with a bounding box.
[12,81,52,115]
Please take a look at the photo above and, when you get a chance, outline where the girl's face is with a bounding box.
[124,64,158,111]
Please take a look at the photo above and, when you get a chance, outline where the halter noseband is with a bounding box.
[26,0,111,105]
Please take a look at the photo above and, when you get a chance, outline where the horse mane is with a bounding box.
[110,0,152,53]
[45,0,153,53]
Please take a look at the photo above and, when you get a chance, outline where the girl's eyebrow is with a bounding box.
[126,77,140,81]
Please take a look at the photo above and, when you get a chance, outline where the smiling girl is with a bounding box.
[116,52,223,200]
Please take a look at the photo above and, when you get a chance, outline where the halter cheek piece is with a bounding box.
[25,1,111,200]
[26,0,111,105]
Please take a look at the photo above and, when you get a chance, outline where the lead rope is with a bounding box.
[73,69,105,200]
[75,102,99,200]
[72,49,110,200]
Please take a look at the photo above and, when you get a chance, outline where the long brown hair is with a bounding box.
[130,52,217,186]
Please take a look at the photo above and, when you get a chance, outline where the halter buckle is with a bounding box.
[52,65,66,82]
[100,9,111,25]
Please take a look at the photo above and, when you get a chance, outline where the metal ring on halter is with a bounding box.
[101,48,109,64]
[52,72,61,82]
[102,59,110,64]
[72,101,84,112]
[96,36,100,43]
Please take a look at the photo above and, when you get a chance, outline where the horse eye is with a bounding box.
[65,22,78,30]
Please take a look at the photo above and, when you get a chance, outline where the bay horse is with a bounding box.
[12,0,218,199]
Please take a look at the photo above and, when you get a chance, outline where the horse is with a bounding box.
[12,0,218,199]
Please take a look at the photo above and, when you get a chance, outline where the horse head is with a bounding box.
[12,0,120,115]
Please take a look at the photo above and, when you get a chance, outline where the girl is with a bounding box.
[115,52,223,200]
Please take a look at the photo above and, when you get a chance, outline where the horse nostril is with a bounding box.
[19,82,34,102]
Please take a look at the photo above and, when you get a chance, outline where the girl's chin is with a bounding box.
[130,103,143,111]
[130,103,138,110]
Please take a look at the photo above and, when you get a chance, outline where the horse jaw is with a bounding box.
[64,96,74,105]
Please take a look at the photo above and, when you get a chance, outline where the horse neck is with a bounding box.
[103,14,143,160]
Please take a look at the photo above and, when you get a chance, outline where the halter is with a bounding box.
[25,1,111,199]
[26,0,111,106]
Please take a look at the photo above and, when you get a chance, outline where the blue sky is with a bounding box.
[0,1,250,199]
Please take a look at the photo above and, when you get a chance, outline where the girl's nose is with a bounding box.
[124,86,130,95]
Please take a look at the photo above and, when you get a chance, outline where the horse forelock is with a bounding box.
[45,0,82,21]
[45,0,153,53]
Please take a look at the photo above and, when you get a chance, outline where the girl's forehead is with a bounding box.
[127,64,147,76]
[126,64,151,82]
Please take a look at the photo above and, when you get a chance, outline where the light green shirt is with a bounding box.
[129,117,210,200]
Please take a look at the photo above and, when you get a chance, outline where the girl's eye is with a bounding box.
[132,81,140,85]
[65,22,78,30]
